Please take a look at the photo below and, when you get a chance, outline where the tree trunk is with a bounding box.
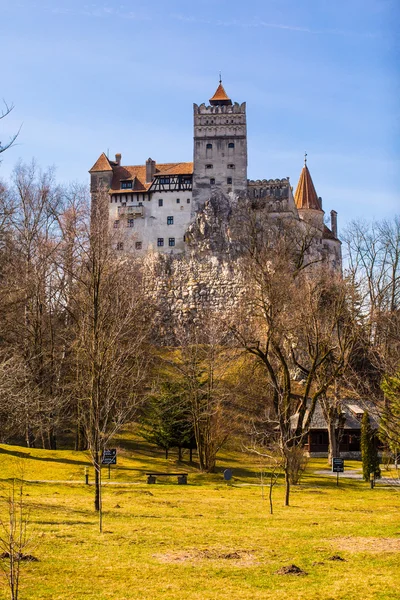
[165,448,168,460]
[269,474,274,515]
[284,461,290,506]
[178,446,182,462]
[75,421,87,451]
[327,420,337,465]
[189,447,193,463]
[48,427,57,450]
[94,452,100,512]
[98,464,103,533]
[25,425,35,448]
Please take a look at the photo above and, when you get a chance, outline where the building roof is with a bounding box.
[109,162,193,192]
[89,152,113,173]
[291,401,379,431]
[153,162,193,176]
[323,224,337,240]
[209,82,232,106]
[294,164,322,211]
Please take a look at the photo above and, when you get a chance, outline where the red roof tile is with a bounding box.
[294,165,322,211]
[210,82,232,105]
[89,152,113,173]
[109,162,193,192]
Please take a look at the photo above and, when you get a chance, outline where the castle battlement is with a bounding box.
[194,102,246,115]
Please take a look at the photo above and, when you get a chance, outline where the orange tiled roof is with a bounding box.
[89,152,113,173]
[210,83,231,104]
[110,162,193,192]
[154,162,193,176]
[294,165,322,211]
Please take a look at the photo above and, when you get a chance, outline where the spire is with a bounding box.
[209,78,232,106]
[294,157,322,211]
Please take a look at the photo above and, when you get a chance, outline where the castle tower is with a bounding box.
[294,155,342,271]
[192,80,247,211]
[294,156,324,230]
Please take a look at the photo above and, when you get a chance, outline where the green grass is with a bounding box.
[0,435,398,600]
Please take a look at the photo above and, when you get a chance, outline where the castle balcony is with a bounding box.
[118,204,144,217]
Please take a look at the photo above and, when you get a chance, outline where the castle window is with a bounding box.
[168,238,175,247]
[157,238,164,247]
[187,198,190,203]
[114,220,120,228]
[127,219,134,228]
[159,177,170,184]
[210,178,215,185]
[206,164,213,169]
[167,216,174,225]
[228,164,235,169]
[228,142,235,149]
[121,181,132,189]
[116,242,124,251]
[206,143,212,150]
[135,241,142,250]
[176,198,180,204]
[227,177,232,184]
[158,198,163,207]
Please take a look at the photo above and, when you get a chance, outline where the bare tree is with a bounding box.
[230,212,355,505]
[343,217,400,451]
[70,188,153,528]
[54,183,90,450]
[0,162,65,448]
[0,101,20,160]
[0,476,35,600]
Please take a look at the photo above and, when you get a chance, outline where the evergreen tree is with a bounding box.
[140,382,195,460]
[361,410,381,482]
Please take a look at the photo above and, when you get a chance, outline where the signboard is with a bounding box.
[332,458,344,473]
[102,449,117,465]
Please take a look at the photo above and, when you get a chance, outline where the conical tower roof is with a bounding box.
[209,81,232,106]
[294,161,322,211]
[89,152,113,173]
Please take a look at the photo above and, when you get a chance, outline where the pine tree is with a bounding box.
[361,410,381,482]
[140,382,194,460]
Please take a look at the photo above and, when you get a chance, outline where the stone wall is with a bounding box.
[143,250,245,335]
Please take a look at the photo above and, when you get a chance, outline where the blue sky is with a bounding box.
[1,0,399,227]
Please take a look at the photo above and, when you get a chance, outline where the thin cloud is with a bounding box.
[171,13,377,37]
[47,4,151,20]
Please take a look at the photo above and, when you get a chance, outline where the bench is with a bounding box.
[145,472,188,485]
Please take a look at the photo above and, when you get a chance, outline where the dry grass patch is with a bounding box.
[332,536,400,553]
[154,548,257,565]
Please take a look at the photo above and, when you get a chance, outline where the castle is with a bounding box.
[89,81,341,269]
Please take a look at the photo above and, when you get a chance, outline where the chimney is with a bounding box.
[318,196,323,209]
[330,210,338,238]
[115,153,121,166]
[146,158,156,183]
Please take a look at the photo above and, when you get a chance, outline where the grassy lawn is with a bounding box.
[0,435,398,600]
